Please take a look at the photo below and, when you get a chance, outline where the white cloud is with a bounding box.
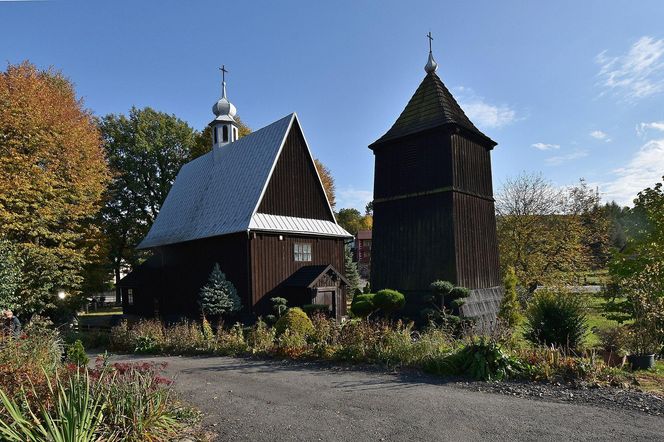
[596,36,664,100]
[636,121,664,136]
[336,187,373,212]
[545,150,589,166]
[455,87,517,129]
[590,130,611,142]
[600,138,664,205]
[531,142,560,151]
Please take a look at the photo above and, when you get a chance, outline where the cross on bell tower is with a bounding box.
[424,32,438,73]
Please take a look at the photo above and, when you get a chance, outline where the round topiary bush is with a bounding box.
[350,300,375,318]
[352,293,375,305]
[373,289,405,314]
[275,307,314,337]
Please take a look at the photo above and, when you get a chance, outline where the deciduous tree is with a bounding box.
[496,173,606,292]
[190,116,252,160]
[314,159,336,210]
[336,208,372,236]
[0,62,109,314]
[99,107,198,296]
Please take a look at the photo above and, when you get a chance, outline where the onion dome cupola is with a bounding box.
[210,65,240,149]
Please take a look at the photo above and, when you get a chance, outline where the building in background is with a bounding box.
[355,229,372,279]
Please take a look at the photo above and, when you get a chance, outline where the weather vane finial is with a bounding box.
[424,32,438,74]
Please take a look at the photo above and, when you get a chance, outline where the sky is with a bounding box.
[2,0,664,210]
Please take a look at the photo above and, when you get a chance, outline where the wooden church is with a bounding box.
[119,74,352,320]
[369,40,502,322]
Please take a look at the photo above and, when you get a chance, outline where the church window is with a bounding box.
[126,288,134,306]
[213,127,218,144]
[222,125,229,142]
[294,243,312,262]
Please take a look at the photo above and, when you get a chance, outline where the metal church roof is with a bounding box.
[138,113,350,249]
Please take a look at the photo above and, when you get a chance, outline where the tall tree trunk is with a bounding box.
[114,266,121,305]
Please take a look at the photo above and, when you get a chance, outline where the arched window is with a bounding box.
[222,125,229,142]
[213,127,218,144]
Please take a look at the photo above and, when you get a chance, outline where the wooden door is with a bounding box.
[313,288,335,313]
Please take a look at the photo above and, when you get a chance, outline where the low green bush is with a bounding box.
[350,293,375,318]
[302,304,330,316]
[525,289,588,349]
[274,307,314,337]
[425,337,524,381]
[373,289,405,314]
[66,339,89,367]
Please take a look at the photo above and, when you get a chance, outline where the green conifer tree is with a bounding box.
[498,266,522,328]
[344,246,361,301]
[199,263,242,317]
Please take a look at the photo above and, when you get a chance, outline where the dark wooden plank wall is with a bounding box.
[373,129,452,200]
[258,120,333,221]
[131,233,250,319]
[249,233,345,315]
[451,133,494,197]
[371,192,456,295]
[453,192,501,289]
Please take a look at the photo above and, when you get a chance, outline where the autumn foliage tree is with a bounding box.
[314,159,336,210]
[496,173,609,292]
[0,62,110,314]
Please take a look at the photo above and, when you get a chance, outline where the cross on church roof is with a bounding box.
[426,32,434,53]
[219,65,228,83]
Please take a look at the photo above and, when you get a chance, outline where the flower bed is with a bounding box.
[109,315,648,387]
[0,331,201,441]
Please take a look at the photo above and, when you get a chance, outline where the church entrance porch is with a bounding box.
[282,264,349,319]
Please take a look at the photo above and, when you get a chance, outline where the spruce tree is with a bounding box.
[199,263,242,317]
[344,246,361,301]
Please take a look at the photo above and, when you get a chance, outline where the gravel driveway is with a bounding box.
[112,355,663,441]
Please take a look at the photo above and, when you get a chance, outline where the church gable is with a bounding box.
[257,119,334,221]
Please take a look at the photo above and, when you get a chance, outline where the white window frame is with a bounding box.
[294,243,312,262]
[126,288,134,306]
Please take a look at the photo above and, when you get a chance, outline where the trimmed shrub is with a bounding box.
[302,304,330,316]
[270,297,288,318]
[274,307,314,337]
[373,289,406,315]
[352,293,375,304]
[525,290,588,349]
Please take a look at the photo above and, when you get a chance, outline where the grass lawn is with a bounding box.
[635,361,664,396]
[79,306,123,317]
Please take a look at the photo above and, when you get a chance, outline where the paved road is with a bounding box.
[114,355,663,442]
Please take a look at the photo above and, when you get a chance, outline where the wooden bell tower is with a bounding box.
[369,38,502,321]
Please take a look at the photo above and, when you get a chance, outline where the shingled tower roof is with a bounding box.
[369,71,496,148]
